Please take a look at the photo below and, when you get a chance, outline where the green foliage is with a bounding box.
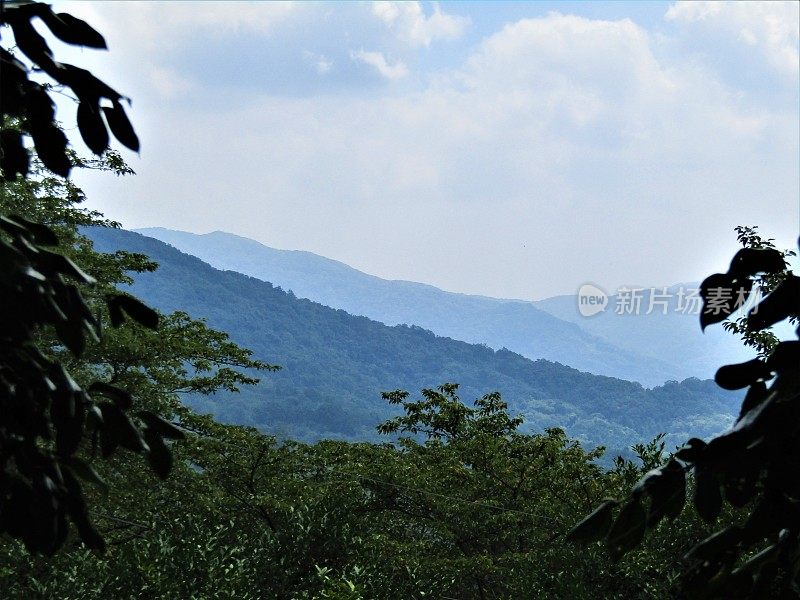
[721,225,797,357]
[0,3,279,557]
[297,566,366,600]
[0,205,176,554]
[569,231,800,598]
[0,146,269,560]
[2,371,734,599]
[0,2,174,555]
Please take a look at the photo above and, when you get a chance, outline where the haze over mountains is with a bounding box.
[137,227,753,386]
[88,227,741,458]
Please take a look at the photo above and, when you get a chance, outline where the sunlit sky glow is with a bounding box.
[51,1,799,299]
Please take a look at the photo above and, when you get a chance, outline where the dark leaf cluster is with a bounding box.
[1,2,138,181]
[0,215,183,554]
[568,237,800,598]
[0,5,184,556]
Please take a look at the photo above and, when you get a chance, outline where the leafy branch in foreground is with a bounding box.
[568,233,800,598]
[0,214,181,554]
[2,2,139,180]
[721,225,797,357]
[1,3,181,555]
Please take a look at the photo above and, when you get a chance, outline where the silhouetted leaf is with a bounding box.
[675,438,706,463]
[747,276,800,331]
[694,467,722,524]
[77,100,109,155]
[741,496,796,545]
[728,248,786,278]
[766,341,800,372]
[723,468,758,508]
[681,550,732,597]
[0,49,28,117]
[731,543,780,578]
[107,294,158,329]
[714,359,773,390]
[22,82,56,122]
[0,129,29,179]
[566,498,618,544]
[700,273,749,330]
[0,215,32,239]
[98,424,119,459]
[38,249,96,284]
[51,394,86,456]
[64,458,108,496]
[9,19,53,64]
[137,410,185,440]
[48,373,85,457]
[61,472,105,552]
[88,381,132,410]
[5,214,59,245]
[27,473,60,554]
[606,500,646,561]
[737,381,768,424]
[750,562,780,599]
[684,526,743,561]
[646,459,686,526]
[53,317,86,356]
[29,123,70,177]
[85,404,103,431]
[143,427,172,479]
[39,11,107,49]
[99,402,148,454]
[103,101,139,152]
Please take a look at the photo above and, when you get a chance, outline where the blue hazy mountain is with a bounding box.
[88,227,740,456]
[534,286,762,381]
[135,227,685,386]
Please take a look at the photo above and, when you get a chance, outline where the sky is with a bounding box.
[44,1,800,299]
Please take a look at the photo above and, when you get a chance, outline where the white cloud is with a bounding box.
[147,66,196,99]
[60,1,301,63]
[666,1,800,77]
[176,1,296,33]
[371,1,469,47]
[351,49,409,79]
[118,1,296,37]
[69,8,798,299]
[304,51,333,75]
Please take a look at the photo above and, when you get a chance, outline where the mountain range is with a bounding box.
[87,227,742,457]
[136,227,754,386]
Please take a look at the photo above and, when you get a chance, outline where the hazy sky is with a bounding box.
[51,1,799,299]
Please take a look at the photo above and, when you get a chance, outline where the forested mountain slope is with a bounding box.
[91,228,740,454]
[136,227,679,386]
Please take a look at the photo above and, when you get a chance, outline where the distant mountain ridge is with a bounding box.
[88,227,741,457]
[135,227,689,386]
[533,286,756,379]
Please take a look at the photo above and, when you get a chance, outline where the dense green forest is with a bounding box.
[0,164,749,598]
[89,226,740,458]
[0,386,730,599]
